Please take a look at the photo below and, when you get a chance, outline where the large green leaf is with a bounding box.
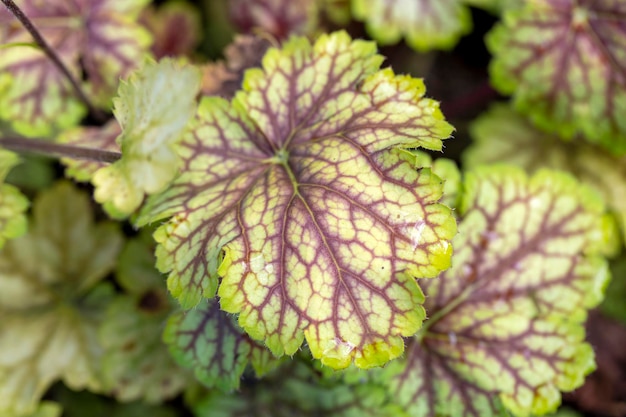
[465,103,626,248]
[137,31,456,369]
[164,298,280,391]
[351,0,473,51]
[0,182,123,416]
[99,234,188,403]
[0,148,28,248]
[487,0,626,154]
[0,0,152,136]
[378,167,609,416]
[92,58,201,215]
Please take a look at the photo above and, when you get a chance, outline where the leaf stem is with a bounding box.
[1,0,107,122]
[0,136,121,163]
[418,283,477,340]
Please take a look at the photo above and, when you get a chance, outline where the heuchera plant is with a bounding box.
[0,0,624,416]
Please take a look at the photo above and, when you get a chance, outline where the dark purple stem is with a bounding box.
[1,0,107,122]
[0,136,121,163]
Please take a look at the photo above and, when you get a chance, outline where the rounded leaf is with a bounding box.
[382,167,609,416]
[465,103,626,249]
[487,0,626,154]
[138,31,456,369]
[0,0,152,135]
[92,58,201,215]
[352,0,473,51]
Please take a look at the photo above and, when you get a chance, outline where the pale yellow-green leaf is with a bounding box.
[0,182,122,416]
[18,402,62,417]
[92,58,201,215]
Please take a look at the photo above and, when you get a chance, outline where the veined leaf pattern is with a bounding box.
[382,167,609,416]
[164,298,280,391]
[138,31,456,369]
[0,182,122,416]
[0,0,152,136]
[351,0,473,51]
[487,0,626,154]
[465,103,626,249]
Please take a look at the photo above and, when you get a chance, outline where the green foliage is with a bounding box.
[601,254,626,324]
[352,0,473,51]
[21,403,62,417]
[0,0,622,415]
[5,155,55,192]
[0,0,153,136]
[487,0,626,154]
[466,104,625,250]
[164,298,280,390]
[192,359,406,417]
[0,182,122,416]
[376,166,609,416]
[0,149,28,247]
[99,234,188,403]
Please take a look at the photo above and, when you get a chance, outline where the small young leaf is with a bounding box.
[58,120,121,182]
[0,182,123,416]
[137,31,456,369]
[229,0,319,39]
[0,148,28,247]
[465,104,626,249]
[379,167,609,416]
[0,0,152,136]
[99,235,188,403]
[92,58,201,215]
[193,360,408,417]
[351,0,473,51]
[164,298,280,391]
[487,0,626,154]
